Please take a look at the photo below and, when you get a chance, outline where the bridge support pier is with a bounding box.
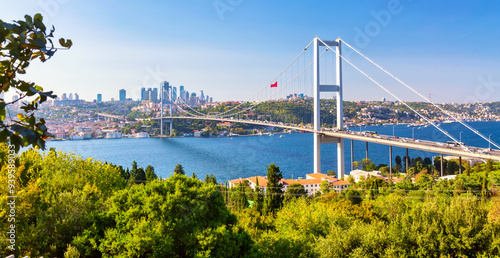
[440,153,444,177]
[366,142,369,160]
[389,146,393,180]
[405,148,409,172]
[351,139,354,171]
[459,156,462,174]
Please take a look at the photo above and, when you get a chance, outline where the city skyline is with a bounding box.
[2,1,500,103]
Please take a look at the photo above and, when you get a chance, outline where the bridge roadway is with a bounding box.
[152,116,500,161]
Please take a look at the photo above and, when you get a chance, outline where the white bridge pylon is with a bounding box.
[313,37,345,178]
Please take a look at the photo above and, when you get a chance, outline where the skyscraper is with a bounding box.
[75,93,79,100]
[141,87,147,101]
[172,87,177,102]
[151,88,158,102]
[161,81,170,102]
[190,92,197,106]
[97,94,102,103]
[200,90,204,102]
[62,93,68,100]
[179,86,185,100]
[68,93,73,100]
[119,89,126,101]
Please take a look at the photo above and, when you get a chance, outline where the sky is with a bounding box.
[2,0,500,103]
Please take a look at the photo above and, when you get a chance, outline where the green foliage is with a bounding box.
[253,177,264,215]
[129,160,146,183]
[174,163,185,175]
[204,173,217,185]
[229,181,250,211]
[0,144,125,257]
[264,163,283,215]
[99,174,252,257]
[320,180,332,194]
[284,183,306,202]
[145,165,158,181]
[0,14,72,152]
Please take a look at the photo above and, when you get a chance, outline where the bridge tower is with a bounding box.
[312,37,345,179]
[160,81,174,136]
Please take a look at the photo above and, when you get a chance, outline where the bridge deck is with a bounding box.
[152,116,500,161]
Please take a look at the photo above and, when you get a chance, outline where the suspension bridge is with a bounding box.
[144,36,500,178]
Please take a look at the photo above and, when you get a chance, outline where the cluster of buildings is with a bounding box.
[140,81,214,106]
[228,172,351,195]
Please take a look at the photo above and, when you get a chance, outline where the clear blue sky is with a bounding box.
[2,0,500,103]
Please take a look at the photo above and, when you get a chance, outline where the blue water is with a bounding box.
[46,121,500,183]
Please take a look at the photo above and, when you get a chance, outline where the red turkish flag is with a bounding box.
[271,82,278,88]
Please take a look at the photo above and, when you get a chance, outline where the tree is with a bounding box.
[130,167,146,183]
[174,164,185,175]
[204,173,217,185]
[395,155,402,166]
[423,157,432,167]
[326,170,336,176]
[263,163,283,215]
[253,177,264,214]
[231,181,249,210]
[358,159,376,171]
[284,183,306,201]
[320,180,332,194]
[145,165,158,181]
[0,14,72,152]
[99,175,252,257]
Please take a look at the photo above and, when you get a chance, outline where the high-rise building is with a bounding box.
[209,97,213,103]
[190,92,197,106]
[172,87,177,102]
[185,91,189,102]
[62,93,68,100]
[206,95,209,103]
[97,94,102,103]
[68,93,73,100]
[200,90,204,102]
[119,89,126,101]
[75,93,79,100]
[179,86,185,100]
[141,87,147,101]
[161,81,170,102]
[151,88,158,102]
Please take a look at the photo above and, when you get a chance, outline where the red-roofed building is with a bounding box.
[228,173,351,195]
